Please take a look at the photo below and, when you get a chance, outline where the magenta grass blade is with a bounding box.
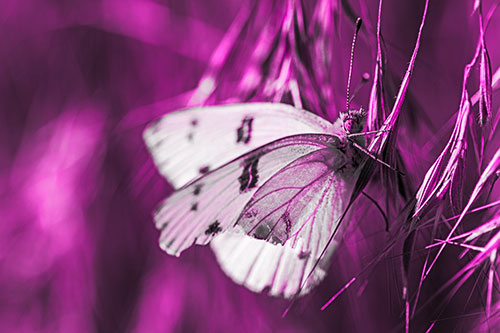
[321,277,356,311]
[486,250,497,318]
[412,5,491,222]
[368,0,430,155]
[188,4,253,105]
[426,146,500,276]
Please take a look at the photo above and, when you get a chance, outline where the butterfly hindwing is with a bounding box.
[155,134,338,257]
[237,147,346,245]
[208,142,361,297]
[211,232,330,298]
[143,103,335,188]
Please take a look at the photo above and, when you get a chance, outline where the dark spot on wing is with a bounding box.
[238,153,262,192]
[190,203,198,211]
[191,119,198,126]
[205,221,222,235]
[187,132,194,141]
[236,116,253,144]
[243,208,258,219]
[270,236,283,245]
[193,184,203,196]
[253,224,270,240]
[298,251,310,260]
[199,165,210,174]
[282,212,292,239]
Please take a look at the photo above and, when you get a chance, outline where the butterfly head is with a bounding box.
[341,108,366,134]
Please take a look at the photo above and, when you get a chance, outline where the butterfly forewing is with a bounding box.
[155,134,337,256]
[144,103,335,188]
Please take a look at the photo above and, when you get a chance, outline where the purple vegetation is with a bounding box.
[1,0,500,332]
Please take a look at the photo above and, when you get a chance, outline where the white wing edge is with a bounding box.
[210,228,341,298]
[144,102,335,134]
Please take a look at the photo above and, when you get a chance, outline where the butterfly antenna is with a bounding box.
[345,18,363,112]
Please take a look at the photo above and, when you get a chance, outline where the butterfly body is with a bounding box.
[144,103,365,297]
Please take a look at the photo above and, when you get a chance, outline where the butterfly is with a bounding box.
[143,102,367,298]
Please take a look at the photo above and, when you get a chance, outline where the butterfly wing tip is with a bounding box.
[159,243,182,258]
[154,218,168,230]
[143,120,164,147]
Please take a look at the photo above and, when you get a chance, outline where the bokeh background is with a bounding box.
[1,0,500,332]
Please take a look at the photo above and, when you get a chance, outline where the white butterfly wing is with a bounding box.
[210,145,361,297]
[155,134,337,257]
[210,232,338,298]
[143,103,335,188]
